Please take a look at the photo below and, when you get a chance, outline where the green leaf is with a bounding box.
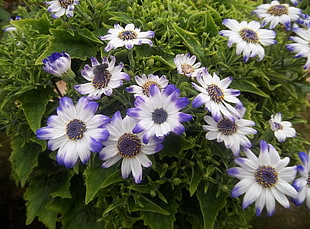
[232,79,270,98]
[9,137,41,187]
[159,135,195,159]
[205,10,219,37]
[79,28,103,44]
[11,14,51,34]
[20,87,53,133]
[129,195,170,215]
[84,162,123,204]
[189,166,203,197]
[196,184,227,229]
[50,170,75,199]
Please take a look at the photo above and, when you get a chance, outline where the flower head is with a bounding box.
[126,74,169,98]
[192,69,243,121]
[45,0,79,18]
[219,19,277,62]
[3,16,21,32]
[74,56,129,99]
[203,107,257,156]
[253,0,301,30]
[42,51,72,77]
[286,27,310,69]
[296,14,310,28]
[269,113,296,143]
[173,53,205,78]
[292,151,310,209]
[36,97,110,168]
[99,111,163,183]
[100,23,155,52]
[127,84,193,144]
[227,140,298,216]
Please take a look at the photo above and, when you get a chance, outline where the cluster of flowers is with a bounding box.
[33,0,310,216]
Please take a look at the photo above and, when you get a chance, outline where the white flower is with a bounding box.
[192,69,243,121]
[173,53,205,78]
[42,51,72,77]
[74,56,130,99]
[45,0,79,18]
[227,140,298,216]
[127,84,193,144]
[269,112,296,143]
[286,27,310,69]
[36,97,110,168]
[292,151,310,209]
[126,73,169,97]
[253,0,301,30]
[100,23,155,52]
[99,111,163,183]
[203,107,257,156]
[219,19,277,62]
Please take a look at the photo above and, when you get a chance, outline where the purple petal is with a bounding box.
[298,151,308,165]
[179,113,193,122]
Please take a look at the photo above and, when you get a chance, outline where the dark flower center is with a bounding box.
[142,81,159,96]
[307,172,310,186]
[181,64,194,74]
[274,122,283,130]
[117,133,141,158]
[118,30,137,40]
[239,28,259,43]
[152,108,168,124]
[255,166,278,188]
[217,118,237,135]
[59,0,73,8]
[66,119,87,140]
[267,5,288,16]
[207,84,224,103]
[92,64,112,89]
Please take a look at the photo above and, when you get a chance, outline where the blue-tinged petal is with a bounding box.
[231,177,255,197]
[265,188,275,216]
[192,94,207,108]
[175,97,190,109]
[298,151,309,166]
[179,113,193,122]
[242,182,262,209]
[131,158,143,183]
[36,127,64,140]
[88,137,103,153]
[173,124,185,135]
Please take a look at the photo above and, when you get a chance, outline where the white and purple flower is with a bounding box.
[227,140,298,216]
[45,0,79,18]
[220,19,277,62]
[74,56,129,99]
[42,51,72,77]
[203,107,257,156]
[126,74,169,98]
[100,23,155,52]
[36,97,110,168]
[269,112,296,143]
[127,84,193,144]
[173,53,205,78]
[253,0,301,30]
[99,111,163,183]
[3,16,21,32]
[192,69,243,121]
[292,151,310,209]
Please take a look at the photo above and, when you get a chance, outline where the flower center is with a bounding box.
[307,172,310,186]
[152,108,168,124]
[267,5,288,16]
[58,0,73,8]
[255,166,278,188]
[239,28,259,44]
[274,122,283,130]
[207,84,224,103]
[66,119,87,140]
[117,133,141,158]
[217,118,237,135]
[92,64,112,89]
[181,64,194,74]
[142,81,160,96]
[118,30,138,40]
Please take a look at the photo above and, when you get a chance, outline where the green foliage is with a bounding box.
[1,0,310,228]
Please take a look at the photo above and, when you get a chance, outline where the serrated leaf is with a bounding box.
[196,184,227,229]
[129,195,170,215]
[20,87,53,133]
[232,79,270,98]
[50,170,75,198]
[79,28,103,44]
[9,137,41,187]
[11,14,51,34]
[205,10,219,37]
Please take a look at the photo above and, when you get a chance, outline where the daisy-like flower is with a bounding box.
[43,51,74,78]
[192,69,243,121]
[74,56,130,99]
[173,53,205,78]
[127,84,193,144]
[203,107,257,156]
[296,14,310,28]
[269,112,296,143]
[36,97,110,168]
[45,0,79,18]
[292,151,310,209]
[126,74,169,97]
[286,27,310,69]
[227,140,298,216]
[219,19,277,62]
[99,111,163,183]
[100,23,155,52]
[253,1,301,30]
